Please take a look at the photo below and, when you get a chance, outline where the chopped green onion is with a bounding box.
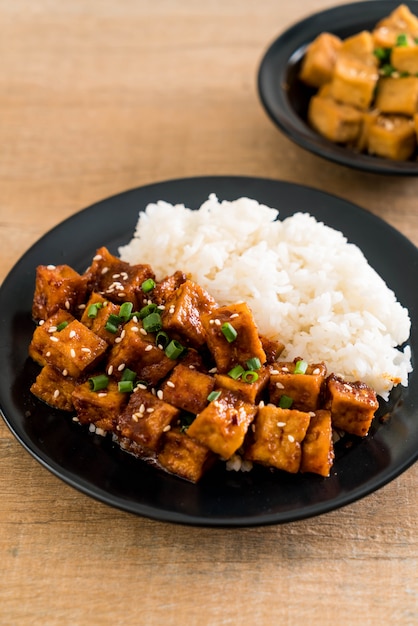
[228,364,245,380]
[396,33,408,47]
[221,322,237,343]
[87,302,103,319]
[121,368,136,382]
[381,63,395,76]
[373,47,391,63]
[246,357,261,371]
[88,374,109,391]
[142,311,162,333]
[118,380,134,393]
[279,395,293,409]
[180,413,195,433]
[138,303,158,319]
[242,370,259,383]
[56,321,69,332]
[119,301,133,322]
[105,313,121,334]
[156,331,170,348]
[141,278,156,293]
[165,339,185,359]
[294,359,308,375]
[207,390,221,402]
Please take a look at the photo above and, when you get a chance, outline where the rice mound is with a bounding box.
[119,194,412,400]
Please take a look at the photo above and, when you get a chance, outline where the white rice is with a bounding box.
[119,194,412,400]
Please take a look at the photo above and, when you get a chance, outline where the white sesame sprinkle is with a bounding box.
[48,326,57,333]
[259,400,265,408]
[72,416,79,422]
[277,421,286,427]
[139,404,145,413]
[101,267,109,275]
[308,411,316,417]
[70,348,76,358]
[131,326,139,333]
[166,381,175,388]
[107,365,114,375]
[81,347,91,353]
[53,389,60,398]
[270,369,279,375]
[146,407,155,413]
[188,365,195,369]
[93,254,102,261]
[139,328,147,335]
[112,273,120,279]
[169,306,175,314]
[117,363,126,371]
[120,330,126,339]
[62,369,68,376]
[121,272,129,280]
[98,392,107,398]
[157,305,165,310]
[47,264,56,270]
[312,368,320,375]
[209,319,214,325]
[275,382,285,389]
[136,383,147,390]
[45,351,51,357]
[157,390,163,400]
[50,336,59,342]
[145,344,153,352]
[288,434,295,443]
[214,319,221,326]
[132,315,138,323]
[39,320,45,326]
[230,313,239,319]
[78,304,86,310]
[69,330,76,338]
[114,337,122,343]
[163,425,171,432]
[209,367,217,374]
[65,300,70,310]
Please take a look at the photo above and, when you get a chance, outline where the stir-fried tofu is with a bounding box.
[106,319,176,385]
[152,270,187,305]
[187,390,257,460]
[161,279,217,349]
[329,56,379,110]
[299,32,342,88]
[29,309,75,366]
[80,293,122,345]
[300,410,334,477]
[245,406,311,473]
[30,365,78,411]
[375,76,418,117]
[201,302,266,374]
[372,4,418,48]
[391,43,418,75]
[159,363,215,414]
[215,365,270,404]
[325,375,379,437]
[116,388,180,455]
[308,94,364,144]
[259,335,285,364]
[85,246,155,310]
[32,264,88,321]
[40,318,108,378]
[157,427,215,482]
[72,378,129,431]
[367,114,416,160]
[269,360,327,412]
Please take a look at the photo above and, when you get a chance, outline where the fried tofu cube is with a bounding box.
[375,76,418,116]
[116,388,180,454]
[391,43,418,74]
[299,32,342,88]
[201,302,266,374]
[308,94,364,144]
[186,390,257,460]
[159,363,215,414]
[42,319,108,378]
[72,378,129,432]
[300,410,334,477]
[157,427,215,482]
[373,5,418,48]
[324,375,379,437]
[367,114,416,160]
[338,30,378,67]
[85,246,155,309]
[259,335,285,364]
[161,279,216,349]
[245,406,311,473]
[356,109,380,152]
[152,270,187,305]
[269,360,327,412]
[32,264,88,321]
[329,56,379,110]
[214,365,270,404]
[30,365,78,411]
[29,309,75,365]
[106,319,175,385]
[80,293,122,345]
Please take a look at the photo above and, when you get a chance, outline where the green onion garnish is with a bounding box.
[118,380,134,393]
[228,364,245,380]
[207,390,221,402]
[138,303,158,319]
[142,311,162,333]
[141,278,156,293]
[294,359,308,375]
[119,301,133,322]
[87,302,103,319]
[165,339,185,359]
[88,374,109,391]
[396,33,408,47]
[56,321,69,332]
[246,357,261,370]
[121,368,136,382]
[221,322,237,343]
[105,313,121,334]
[381,63,395,76]
[242,370,259,383]
[373,47,391,63]
[156,331,170,348]
[279,395,293,409]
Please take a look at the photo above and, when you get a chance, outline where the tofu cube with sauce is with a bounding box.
[367,114,416,160]
[116,388,180,455]
[391,44,418,75]
[159,363,215,414]
[161,279,217,349]
[29,309,75,366]
[300,409,334,477]
[375,76,418,117]
[201,302,266,374]
[324,375,379,437]
[72,378,129,432]
[32,264,88,321]
[186,390,257,460]
[157,427,215,483]
[308,94,364,144]
[245,406,311,474]
[41,319,108,378]
[214,365,270,404]
[329,56,379,110]
[299,32,342,88]
[80,293,122,345]
[372,5,418,48]
[269,360,327,412]
[30,365,78,411]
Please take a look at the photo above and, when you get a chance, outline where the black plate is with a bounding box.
[1,176,417,526]
[258,1,418,175]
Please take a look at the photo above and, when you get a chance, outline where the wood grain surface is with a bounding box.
[0,1,417,624]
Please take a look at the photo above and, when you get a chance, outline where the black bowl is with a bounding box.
[258,1,418,175]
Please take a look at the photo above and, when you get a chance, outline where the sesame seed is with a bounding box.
[101,267,109,274]
[139,328,147,335]
[275,382,285,389]
[157,305,165,310]
[131,326,139,333]
[230,313,239,319]
[157,390,163,400]
[288,434,295,443]
[65,300,71,310]
[48,326,57,333]
[277,421,286,427]
[132,315,138,323]
[209,367,217,374]
[114,337,122,343]
[39,320,45,326]
[251,424,256,432]
[70,348,76,358]
[93,254,102,261]
[118,292,126,298]
[117,363,126,371]
[47,264,56,270]
[69,330,76,339]
[136,383,147,390]
[312,368,320,375]
[145,344,153,352]
[281,367,289,372]
[132,414,139,422]
[121,272,129,280]
[46,351,51,357]
[139,404,145,413]
[98,392,107,398]
[146,407,155,413]
[189,365,195,369]
[78,304,86,310]
[120,330,126,339]
[209,320,214,325]
[53,389,60,398]
[50,336,59,342]
[112,273,120,279]
[81,347,91,353]
[107,365,114,375]
[72,416,79,422]
[62,369,68,376]
[214,319,221,326]
[308,412,316,417]
[166,381,175,388]
[163,425,171,432]
[259,400,265,408]
[270,369,279,375]
[169,306,175,314]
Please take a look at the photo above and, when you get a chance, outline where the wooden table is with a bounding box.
[1,1,417,624]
